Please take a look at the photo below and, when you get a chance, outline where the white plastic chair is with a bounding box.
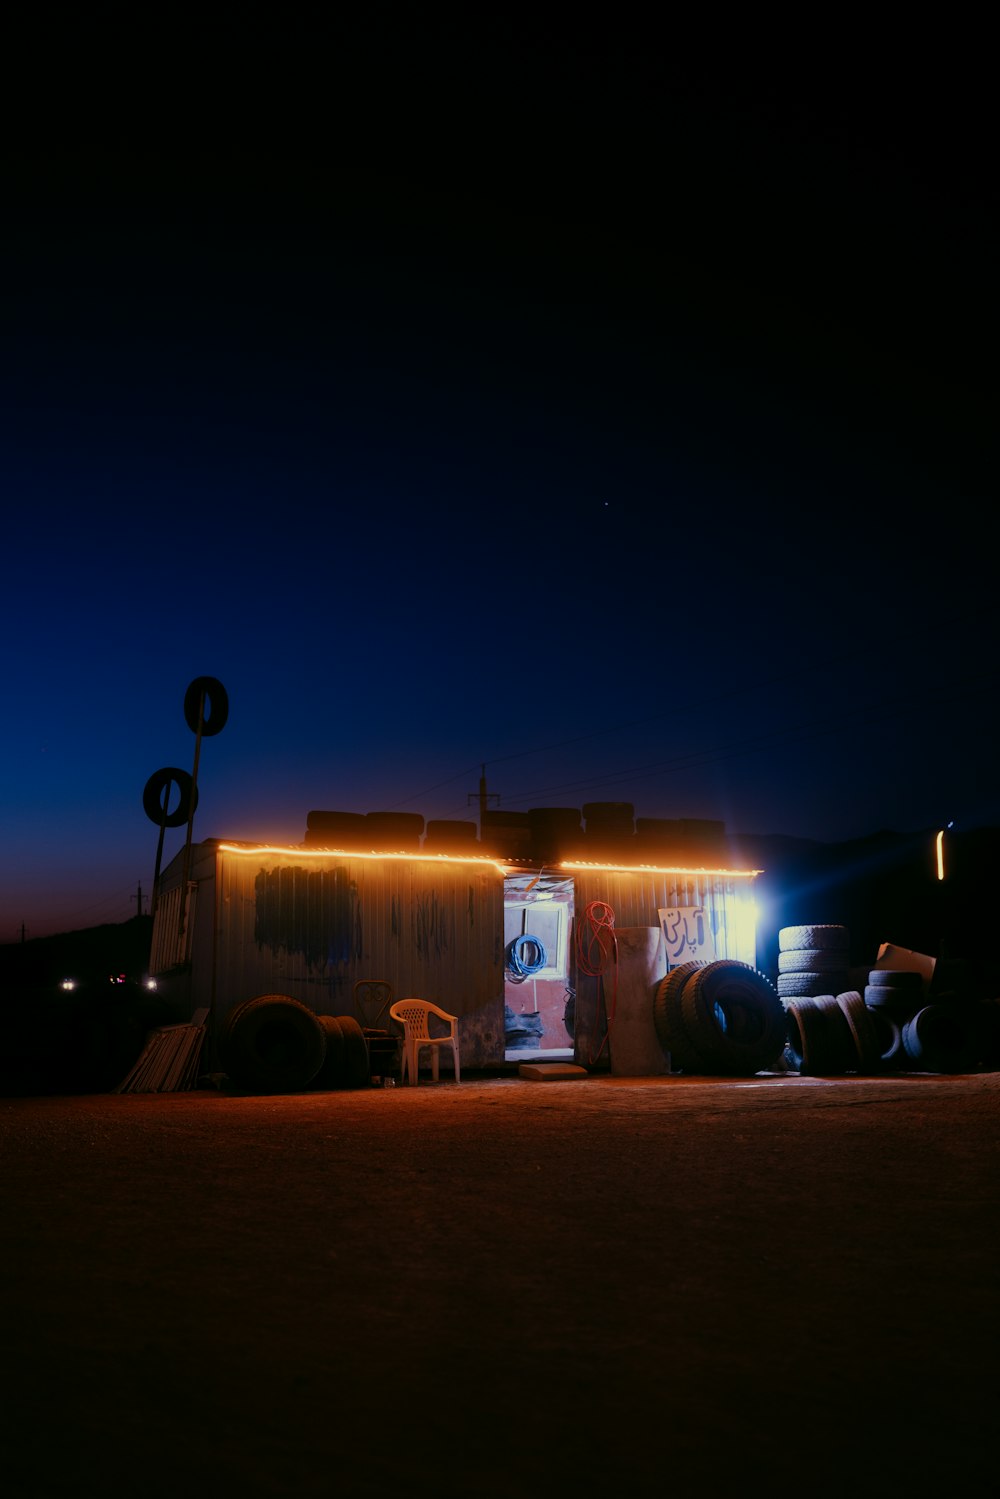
[388,998,461,1085]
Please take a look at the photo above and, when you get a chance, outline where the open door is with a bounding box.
[503,871,575,1061]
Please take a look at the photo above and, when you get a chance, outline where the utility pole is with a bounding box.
[131,882,145,918]
[469,764,500,841]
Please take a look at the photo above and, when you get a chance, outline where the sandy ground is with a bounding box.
[2,1071,998,1497]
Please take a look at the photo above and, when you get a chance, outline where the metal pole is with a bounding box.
[150,808,168,925]
[177,689,205,941]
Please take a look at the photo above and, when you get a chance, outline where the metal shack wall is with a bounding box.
[212,850,506,1066]
[571,867,757,967]
[147,840,220,1020]
[569,866,758,1068]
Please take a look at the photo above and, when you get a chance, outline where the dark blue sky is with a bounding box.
[2,38,995,937]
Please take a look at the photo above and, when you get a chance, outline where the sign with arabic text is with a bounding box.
[658,906,716,966]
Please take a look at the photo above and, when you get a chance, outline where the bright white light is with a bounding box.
[60,979,76,991]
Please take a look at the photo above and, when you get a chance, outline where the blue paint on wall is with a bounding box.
[254,865,356,968]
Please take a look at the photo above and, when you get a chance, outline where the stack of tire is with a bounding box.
[776,925,852,1004]
[220,994,371,1094]
[778,925,888,1075]
[779,928,984,1074]
[653,959,787,1075]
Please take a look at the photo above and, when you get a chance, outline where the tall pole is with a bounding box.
[177,689,205,941]
[469,764,499,842]
[150,809,167,926]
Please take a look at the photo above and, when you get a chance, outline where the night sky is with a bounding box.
[2,34,995,938]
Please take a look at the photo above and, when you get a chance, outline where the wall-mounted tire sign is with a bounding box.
[184,676,229,736]
[145,676,228,933]
[143,767,199,828]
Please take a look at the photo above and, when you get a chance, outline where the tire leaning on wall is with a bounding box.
[679,960,786,1076]
[652,961,710,1073]
[314,1017,348,1089]
[313,1016,371,1089]
[220,994,327,1094]
[338,1015,372,1088]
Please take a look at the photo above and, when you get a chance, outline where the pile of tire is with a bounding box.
[866,969,983,1072]
[776,925,852,1002]
[862,969,923,1071]
[784,991,889,1074]
[220,995,371,1093]
[653,959,787,1075]
[782,955,986,1074]
[898,1001,982,1072]
[314,1014,374,1089]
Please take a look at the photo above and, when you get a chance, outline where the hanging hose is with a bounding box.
[575,900,618,1064]
[506,933,548,983]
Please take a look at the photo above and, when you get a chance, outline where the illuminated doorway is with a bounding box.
[503,872,576,1061]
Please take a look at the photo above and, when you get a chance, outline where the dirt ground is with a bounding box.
[2,1070,998,1497]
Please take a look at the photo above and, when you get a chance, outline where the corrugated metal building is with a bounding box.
[149,804,762,1073]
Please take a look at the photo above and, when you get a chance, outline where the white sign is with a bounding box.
[658,906,716,966]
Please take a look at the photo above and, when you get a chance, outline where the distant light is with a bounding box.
[144,978,158,991]
[60,979,76,991]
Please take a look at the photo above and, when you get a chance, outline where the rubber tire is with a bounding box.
[680,961,786,1076]
[777,970,850,999]
[652,963,710,1072]
[902,1005,978,1073]
[338,1014,372,1088]
[867,1007,903,1067]
[779,925,850,954]
[835,990,882,1072]
[864,985,917,1020]
[143,767,198,828]
[184,676,229,736]
[315,1016,348,1089]
[778,948,854,974]
[814,995,858,1072]
[867,968,923,988]
[785,999,827,1074]
[221,994,326,1093]
[221,995,259,1046]
[784,1001,807,1072]
[786,996,853,1075]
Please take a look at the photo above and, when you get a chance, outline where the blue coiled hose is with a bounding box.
[506,933,548,982]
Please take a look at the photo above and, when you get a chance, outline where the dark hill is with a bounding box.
[0,916,153,988]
